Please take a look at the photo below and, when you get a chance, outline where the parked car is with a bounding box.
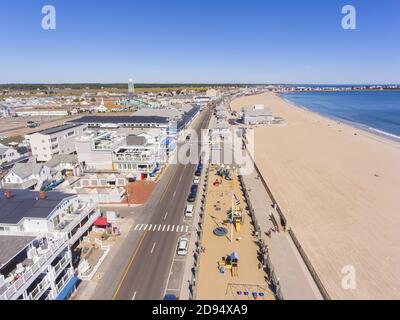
[177,238,189,256]
[187,192,196,203]
[191,184,198,193]
[195,170,202,177]
[163,294,178,300]
[185,204,194,218]
[193,176,200,185]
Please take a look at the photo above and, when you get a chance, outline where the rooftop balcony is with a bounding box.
[0,234,69,300]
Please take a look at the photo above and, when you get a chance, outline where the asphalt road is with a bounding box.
[112,106,213,300]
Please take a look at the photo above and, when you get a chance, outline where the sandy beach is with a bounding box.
[231,92,400,300]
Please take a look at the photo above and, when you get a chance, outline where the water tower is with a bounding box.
[128,78,135,97]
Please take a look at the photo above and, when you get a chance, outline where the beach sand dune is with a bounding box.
[231,92,400,299]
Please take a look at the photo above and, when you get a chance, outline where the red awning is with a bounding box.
[94,217,108,227]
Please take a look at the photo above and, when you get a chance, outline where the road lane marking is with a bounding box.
[143,224,148,231]
[159,166,179,204]
[171,225,175,232]
[181,225,184,232]
[138,224,143,231]
[162,225,166,232]
[134,224,139,231]
[150,242,157,254]
[149,224,153,231]
[164,212,168,220]
[167,225,170,232]
[131,292,137,300]
[112,231,148,300]
[158,225,162,231]
[186,226,189,233]
[173,191,177,198]
[179,174,183,182]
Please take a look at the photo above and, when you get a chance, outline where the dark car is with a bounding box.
[163,294,178,300]
[187,192,196,202]
[191,185,198,193]
[195,170,202,177]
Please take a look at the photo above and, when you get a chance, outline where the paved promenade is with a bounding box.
[242,167,323,300]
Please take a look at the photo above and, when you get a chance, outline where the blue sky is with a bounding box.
[0,0,399,84]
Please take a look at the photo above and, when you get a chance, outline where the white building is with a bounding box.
[0,190,100,300]
[75,130,168,180]
[0,105,16,118]
[96,99,108,113]
[25,124,87,162]
[242,105,274,125]
[1,162,52,191]
[0,146,22,166]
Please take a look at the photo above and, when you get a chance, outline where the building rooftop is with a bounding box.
[10,162,45,179]
[0,235,36,269]
[70,115,170,125]
[45,154,78,168]
[243,106,273,117]
[35,123,83,136]
[126,135,147,146]
[0,190,75,225]
[0,147,10,156]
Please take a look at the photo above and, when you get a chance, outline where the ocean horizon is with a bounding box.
[281,91,400,140]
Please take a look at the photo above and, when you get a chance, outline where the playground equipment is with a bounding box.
[213,227,228,237]
[227,192,244,233]
[218,252,239,277]
[213,178,222,187]
[216,164,233,181]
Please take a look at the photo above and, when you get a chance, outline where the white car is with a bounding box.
[177,238,189,256]
[193,176,200,185]
[185,204,194,218]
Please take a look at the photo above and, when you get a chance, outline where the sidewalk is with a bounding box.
[242,168,323,300]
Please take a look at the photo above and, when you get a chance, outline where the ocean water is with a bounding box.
[281,91,400,139]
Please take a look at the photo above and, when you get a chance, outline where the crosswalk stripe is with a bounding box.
[134,224,190,233]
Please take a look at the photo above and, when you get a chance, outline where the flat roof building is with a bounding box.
[25,123,87,162]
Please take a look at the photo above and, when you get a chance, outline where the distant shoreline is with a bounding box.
[278,93,400,144]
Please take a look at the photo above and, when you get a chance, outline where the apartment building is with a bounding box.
[25,124,87,162]
[0,190,100,300]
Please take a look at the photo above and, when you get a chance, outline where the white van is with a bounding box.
[177,238,189,256]
[193,176,200,185]
[185,204,194,218]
